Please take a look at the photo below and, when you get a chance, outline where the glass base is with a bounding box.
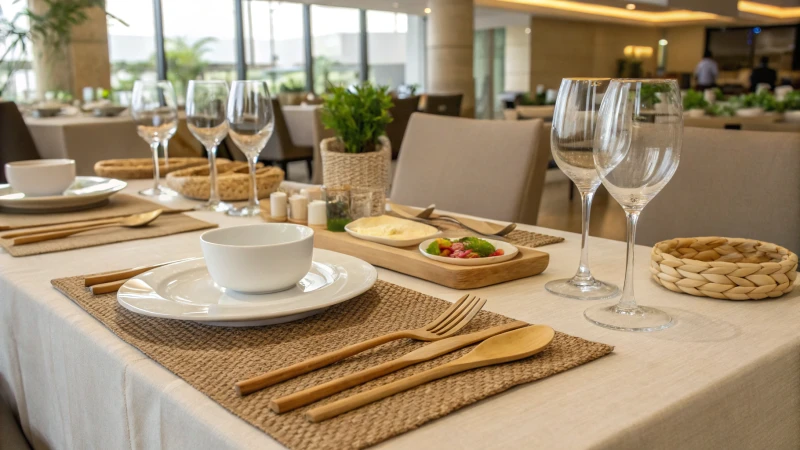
[227,205,261,217]
[545,277,619,300]
[195,200,232,212]
[584,303,673,332]
[138,186,178,197]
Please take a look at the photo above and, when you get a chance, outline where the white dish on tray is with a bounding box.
[0,176,127,213]
[117,249,377,327]
[345,215,440,248]
[418,237,518,266]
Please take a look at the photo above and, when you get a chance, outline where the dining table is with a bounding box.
[0,179,797,449]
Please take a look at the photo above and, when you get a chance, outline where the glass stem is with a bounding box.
[247,155,259,210]
[162,140,170,169]
[150,142,161,192]
[574,189,595,280]
[207,145,220,204]
[618,210,641,311]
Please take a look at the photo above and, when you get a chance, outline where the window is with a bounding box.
[162,0,238,103]
[754,26,796,71]
[106,0,158,99]
[243,1,306,95]
[0,0,35,101]
[310,5,360,93]
[707,29,753,71]
[366,10,407,90]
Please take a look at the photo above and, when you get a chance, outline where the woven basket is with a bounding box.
[94,157,210,180]
[320,136,391,192]
[166,161,284,201]
[650,237,797,301]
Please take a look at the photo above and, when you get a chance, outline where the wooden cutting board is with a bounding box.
[313,228,549,290]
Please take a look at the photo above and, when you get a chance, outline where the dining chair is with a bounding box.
[385,95,421,159]
[421,94,463,117]
[391,113,549,225]
[0,102,41,183]
[310,106,336,185]
[637,127,800,253]
[258,99,313,176]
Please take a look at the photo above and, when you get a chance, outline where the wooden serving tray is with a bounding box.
[313,228,549,289]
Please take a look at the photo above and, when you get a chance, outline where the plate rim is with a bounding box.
[117,249,378,323]
[418,237,518,266]
[0,176,127,209]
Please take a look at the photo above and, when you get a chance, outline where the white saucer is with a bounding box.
[117,249,377,327]
[0,176,127,213]
[419,238,518,266]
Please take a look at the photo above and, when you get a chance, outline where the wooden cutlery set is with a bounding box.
[233,294,555,422]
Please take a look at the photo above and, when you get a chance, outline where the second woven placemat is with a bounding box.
[52,277,611,449]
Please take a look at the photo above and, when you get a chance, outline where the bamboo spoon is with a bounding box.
[235,294,487,396]
[85,257,197,294]
[389,203,516,237]
[11,209,163,245]
[305,325,555,422]
[270,320,528,413]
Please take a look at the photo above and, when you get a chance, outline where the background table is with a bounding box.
[0,180,798,449]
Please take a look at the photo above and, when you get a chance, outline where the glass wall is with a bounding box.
[0,0,36,101]
[310,5,360,93]
[106,0,158,99]
[366,10,407,90]
[243,1,306,95]
[162,0,238,103]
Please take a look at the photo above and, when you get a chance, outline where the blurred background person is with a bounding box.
[750,56,777,92]
[694,50,719,90]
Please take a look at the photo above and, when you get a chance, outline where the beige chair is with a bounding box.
[391,113,549,225]
[259,99,314,175]
[310,107,336,185]
[0,102,40,182]
[637,127,800,253]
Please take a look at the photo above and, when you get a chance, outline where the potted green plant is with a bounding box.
[783,90,800,122]
[319,82,393,193]
[733,91,777,117]
[278,77,307,105]
[682,89,708,117]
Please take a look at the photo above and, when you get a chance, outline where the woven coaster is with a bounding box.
[1,213,216,257]
[0,194,187,230]
[51,276,612,449]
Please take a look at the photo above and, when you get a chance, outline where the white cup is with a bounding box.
[4,159,76,196]
[200,223,314,294]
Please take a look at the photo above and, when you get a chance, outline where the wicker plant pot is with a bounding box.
[320,136,391,192]
[650,237,797,301]
[166,161,284,201]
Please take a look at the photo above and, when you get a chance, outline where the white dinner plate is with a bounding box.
[345,217,440,248]
[117,249,377,327]
[419,238,518,266]
[0,176,127,213]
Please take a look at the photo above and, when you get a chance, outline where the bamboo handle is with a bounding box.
[89,279,127,295]
[12,223,117,245]
[270,358,410,413]
[306,363,461,422]
[1,218,120,239]
[235,331,409,396]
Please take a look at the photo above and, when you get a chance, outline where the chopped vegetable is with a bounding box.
[424,237,500,259]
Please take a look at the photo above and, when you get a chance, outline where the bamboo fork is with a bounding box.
[235,294,488,396]
[84,257,196,295]
[270,320,528,413]
[0,208,193,236]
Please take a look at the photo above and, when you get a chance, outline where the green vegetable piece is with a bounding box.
[456,237,496,257]
[426,241,441,255]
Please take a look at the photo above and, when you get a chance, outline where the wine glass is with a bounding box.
[545,78,619,300]
[186,80,231,212]
[585,79,683,332]
[226,80,275,217]
[131,80,179,197]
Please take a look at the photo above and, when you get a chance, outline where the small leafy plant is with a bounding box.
[519,91,552,106]
[279,77,305,93]
[734,92,780,111]
[783,91,800,111]
[682,89,708,111]
[321,82,393,154]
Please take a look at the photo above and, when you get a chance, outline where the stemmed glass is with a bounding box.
[226,80,275,217]
[585,79,683,332]
[546,78,619,300]
[131,80,179,197]
[186,80,231,212]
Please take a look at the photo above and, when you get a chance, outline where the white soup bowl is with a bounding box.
[5,159,76,196]
[200,223,315,294]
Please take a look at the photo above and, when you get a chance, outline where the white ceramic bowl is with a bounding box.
[200,224,315,294]
[685,108,705,118]
[5,159,76,196]
[784,110,800,123]
[735,107,764,117]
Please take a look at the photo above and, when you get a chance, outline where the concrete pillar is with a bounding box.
[504,26,530,93]
[426,0,474,117]
[29,0,111,99]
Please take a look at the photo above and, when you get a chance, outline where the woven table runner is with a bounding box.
[1,213,216,257]
[0,194,188,230]
[51,276,612,449]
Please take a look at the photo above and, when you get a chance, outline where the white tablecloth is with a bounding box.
[0,180,798,449]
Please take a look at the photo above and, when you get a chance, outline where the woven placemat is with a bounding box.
[1,213,216,257]
[0,194,187,230]
[51,276,612,449]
